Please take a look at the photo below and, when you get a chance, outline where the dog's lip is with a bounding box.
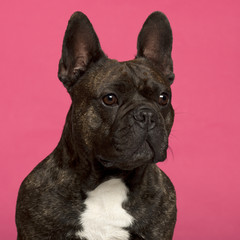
[96,138,167,168]
[97,157,115,168]
[146,138,167,163]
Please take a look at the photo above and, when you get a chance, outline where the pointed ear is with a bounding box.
[137,12,175,84]
[58,12,106,90]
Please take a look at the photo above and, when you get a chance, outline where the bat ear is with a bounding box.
[58,12,106,91]
[137,12,175,84]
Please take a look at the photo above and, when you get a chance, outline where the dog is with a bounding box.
[16,11,177,240]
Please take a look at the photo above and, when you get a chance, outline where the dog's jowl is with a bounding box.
[16,11,177,240]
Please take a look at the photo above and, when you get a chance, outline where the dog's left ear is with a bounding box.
[137,12,175,84]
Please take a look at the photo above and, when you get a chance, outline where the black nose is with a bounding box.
[133,108,156,130]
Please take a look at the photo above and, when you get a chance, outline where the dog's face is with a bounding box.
[58,12,174,170]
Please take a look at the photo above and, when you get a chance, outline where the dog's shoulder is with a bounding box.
[153,165,176,214]
[16,155,59,220]
[18,155,56,192]
[141,164,176,197]
[16,155,85,238]
[124,165,176,239]
[17,154,85,203]
[156,166,176,197]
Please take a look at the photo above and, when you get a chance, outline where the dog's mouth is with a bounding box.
[97,158,115,168]
[97,138,167,169]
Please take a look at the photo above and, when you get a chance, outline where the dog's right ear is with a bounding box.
[58,12,106,91]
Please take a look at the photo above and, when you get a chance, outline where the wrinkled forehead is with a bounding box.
[124,58,168,86]
[92,58,169,92]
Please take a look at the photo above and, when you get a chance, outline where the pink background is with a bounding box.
[1,0,240,239]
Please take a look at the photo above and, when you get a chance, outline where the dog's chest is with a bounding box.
[76,178,134,240]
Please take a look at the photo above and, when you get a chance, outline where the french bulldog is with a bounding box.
[16,11,177,240]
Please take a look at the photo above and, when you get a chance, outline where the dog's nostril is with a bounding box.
[140,111,152,122]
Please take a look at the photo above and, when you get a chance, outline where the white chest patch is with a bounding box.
[76,178,134,240]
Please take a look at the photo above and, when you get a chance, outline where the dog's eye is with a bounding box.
[102,94,118,106]
[159,93,169,106]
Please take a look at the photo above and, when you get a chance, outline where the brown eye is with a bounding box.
[102,94,118,106]
[159,93,169,106]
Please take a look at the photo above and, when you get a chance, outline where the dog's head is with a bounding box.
[58,12,174,170]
